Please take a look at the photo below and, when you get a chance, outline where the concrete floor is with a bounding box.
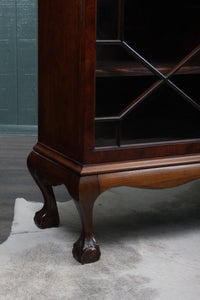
[0,136,70,243]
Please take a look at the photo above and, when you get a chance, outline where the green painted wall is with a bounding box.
[0,0,37,134]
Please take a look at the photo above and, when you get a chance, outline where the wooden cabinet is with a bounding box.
[28,0,200,264]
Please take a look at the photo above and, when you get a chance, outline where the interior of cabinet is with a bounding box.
[95,0,200,148]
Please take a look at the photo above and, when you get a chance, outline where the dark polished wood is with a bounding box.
[72,175,101,264]
[27,153,60,229]
[28,0,200,263]
[96,60,200,77]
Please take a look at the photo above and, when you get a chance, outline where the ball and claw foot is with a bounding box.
[72,235,101,264]
[34,208,60,229]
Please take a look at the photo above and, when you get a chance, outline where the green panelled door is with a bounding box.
[0,0,37,134]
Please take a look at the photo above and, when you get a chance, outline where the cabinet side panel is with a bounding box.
[38,0,82,162]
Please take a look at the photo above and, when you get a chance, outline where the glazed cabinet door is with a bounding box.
[94,1,200,149]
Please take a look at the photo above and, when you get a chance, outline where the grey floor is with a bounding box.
[0,136,200,246]
[0,136,70,243]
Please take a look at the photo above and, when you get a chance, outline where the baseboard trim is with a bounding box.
[0,124,38,136]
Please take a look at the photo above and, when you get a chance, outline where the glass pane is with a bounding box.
[96,44,160,77]
[124,1,200,68]
[95,121,117,147]
[121,86,200,145]
[97,0,120,40]
[95,76,156,117]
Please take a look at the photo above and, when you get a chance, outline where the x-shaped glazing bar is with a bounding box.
[95,41,200,122]
[120,41,200,119]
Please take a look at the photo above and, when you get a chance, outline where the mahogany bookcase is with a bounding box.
[28,0,200,264]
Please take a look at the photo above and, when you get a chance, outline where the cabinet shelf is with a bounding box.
[96,60,200,77]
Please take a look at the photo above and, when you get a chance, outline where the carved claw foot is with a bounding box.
[34,207,60,229]
[72,234,101,264]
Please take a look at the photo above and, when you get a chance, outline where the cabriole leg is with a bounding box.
[72,176,101,264]
[27,153,60,229]
[33,173,60,229]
